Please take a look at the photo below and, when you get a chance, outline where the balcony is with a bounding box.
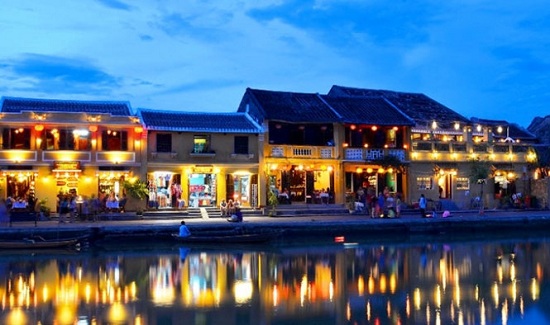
[410,141,533,163]
[267,145,334,159]
[344,148,407,162]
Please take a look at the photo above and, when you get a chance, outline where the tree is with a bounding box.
[468,158,491,215]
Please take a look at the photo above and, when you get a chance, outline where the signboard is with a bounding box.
[53,161,81,171]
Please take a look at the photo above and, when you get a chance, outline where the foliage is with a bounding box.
[468,158,491,214]
[38,198,50,216]
[467,158,491,184]
[267,187,279,216]
[123,179,149,200]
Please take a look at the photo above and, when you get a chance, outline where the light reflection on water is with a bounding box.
[0,236,549,325]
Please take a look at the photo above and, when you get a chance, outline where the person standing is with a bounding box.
[419,194,427,218]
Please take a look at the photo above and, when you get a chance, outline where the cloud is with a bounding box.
[94,0,133,11]
[1,53,119,95]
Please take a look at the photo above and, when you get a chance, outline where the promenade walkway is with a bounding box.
[1,208,550,243]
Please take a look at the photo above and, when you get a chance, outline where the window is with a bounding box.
[416,177,433,190]
[193,135,210,153]
[455,177,470,190]
[2,128,31,149]
[234,136,249,154]
[156,133,172,152]
[101,130,128,151]
[42,128,91,150]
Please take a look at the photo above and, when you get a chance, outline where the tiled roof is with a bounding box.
[139,109,262,133]
[245,88,342,123]
[0,97,132,116]
[320,95,415,126]
[471,117,537,141]
[328,85,471,129]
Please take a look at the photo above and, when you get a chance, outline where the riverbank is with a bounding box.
[1,209,550,244]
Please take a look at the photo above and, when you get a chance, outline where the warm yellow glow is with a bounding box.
[389,274,397,293]
[366,168,373,173]
[432,121,437,129]
[454,122,460,130]
[34,124,44,131]
[273,285,279,307]
[371,126,378,131]
[507,172,515,179]
[492,282,499,306]
[56,304,76,325]
[234,280,253,304]
[368,275,375,294]
[363,143,369,148]
[387,168,394,174]
[414,288,421,310]
[357,276,364,296]
[134,126,144,133]
[476,124,482,132]
[356,167,363,173]
[327,166,333,172]
[134,139,141,148]
[36,138,42,148]
[89,125,98,132]
[108,303,128,324]
[378,168,385,174]
[350,124,356,130]
[270,164,278,170]
[531,278,539,300]
[7,308,28,325]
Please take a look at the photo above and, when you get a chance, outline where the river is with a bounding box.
[0,233,548,324]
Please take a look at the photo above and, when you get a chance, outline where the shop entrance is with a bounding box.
[5,171,37,210]
[226,174,257,207]
[147,172,181,209]
[188,174,216,208]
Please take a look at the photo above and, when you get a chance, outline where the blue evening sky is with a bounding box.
[1,0,548,128]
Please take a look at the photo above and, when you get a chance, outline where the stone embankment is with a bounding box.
[1,209,550,245]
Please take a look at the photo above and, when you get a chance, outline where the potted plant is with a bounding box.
[37,198,51,219]
[122,178,149,216]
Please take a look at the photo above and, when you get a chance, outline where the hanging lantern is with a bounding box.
[89,125,98,132]
[134,126,144,133]
[34,125,44,131]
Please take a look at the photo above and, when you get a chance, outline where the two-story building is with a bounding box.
[140,109,262,209]
[237,88,418,206]
[328,86,539,209]
[237,88,343,205]
[0,97,144,212]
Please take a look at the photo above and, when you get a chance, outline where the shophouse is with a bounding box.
[237,88,418,206]
[328,86,539,209]
[140,109,262,209]
[237,88,343,205]
[0,97,144,213]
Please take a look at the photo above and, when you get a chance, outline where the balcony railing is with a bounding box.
[410,141,534,162]
[344,148,406,162]
[268,145,334,159]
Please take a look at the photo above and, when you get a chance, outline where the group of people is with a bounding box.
[219,199,243,222]
[354,186,402,218]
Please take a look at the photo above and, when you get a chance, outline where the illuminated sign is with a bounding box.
[53,161,81,172]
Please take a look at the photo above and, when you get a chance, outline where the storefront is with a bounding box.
[188,173,216,208]
[2,168,37,208]
[226,173,258,208]
[147,171,181,209]
[278,165,334,203]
